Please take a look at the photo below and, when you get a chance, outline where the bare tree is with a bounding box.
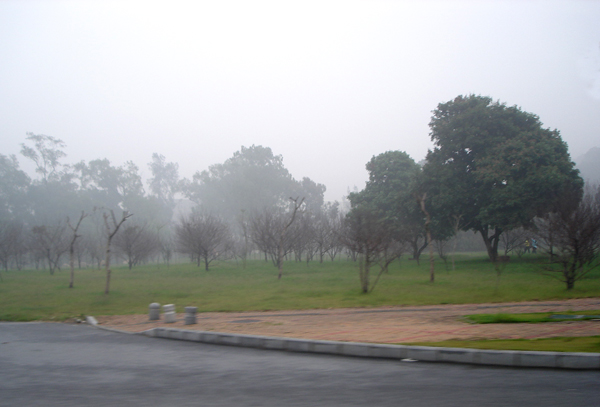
[249,208,281,264]
[340,205,394,293]
[249,198,305,279]
[159,230,174,268]
[103,210,132,294]
[275,197,304,278]
[0,220,28,272]
[327,211,345,261]
[239,209,249,269]
[500,227,528,258]
[535,186,600,290]
[113,222,160,269]
[292,211,316,265]
[175,213,232,271]
[0,220,28,274]
[30,221,69,275]
[67,211,87,288]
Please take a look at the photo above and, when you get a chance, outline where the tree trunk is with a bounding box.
[69,245,75,288]
[103,210,132,295]
[417,193,434,283]
[104,238,112,295]
[277,244,283,279]
[478,226,501,262]
[451,214,462,272]
[359,253,369,293]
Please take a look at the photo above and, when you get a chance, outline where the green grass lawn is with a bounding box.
[405,336,600,353]
[1,253,599,322]
[465,311,600,324]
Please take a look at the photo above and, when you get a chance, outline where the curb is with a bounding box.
[136,326,600,370]
[85,315,138,335]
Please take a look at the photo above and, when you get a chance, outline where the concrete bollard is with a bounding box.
[163,304,176,323]
[149,303,161,321]
[184,306,197,325]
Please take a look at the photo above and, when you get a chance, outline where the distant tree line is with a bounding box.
[0,139,350,280]
[1,94,597,293]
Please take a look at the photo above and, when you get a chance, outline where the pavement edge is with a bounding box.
[129,325,599,370]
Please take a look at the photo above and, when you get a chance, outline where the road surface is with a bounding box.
[1,322,598,406]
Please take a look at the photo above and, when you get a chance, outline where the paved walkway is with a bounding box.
[96,298,600,344]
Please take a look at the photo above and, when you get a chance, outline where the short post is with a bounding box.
[149,303,160,321]
[163,304,176,323]
[184,306,197,325]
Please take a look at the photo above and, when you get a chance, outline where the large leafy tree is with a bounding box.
[148,153,180,208]
[74,159,144,212]
[20,133,83,223]
[20,133,67,184]
[348,151,430,260]
[0,154,31,221]
[185,145,323,222]
[423,95,583,261]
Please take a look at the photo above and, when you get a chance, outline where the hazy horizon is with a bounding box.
[2,0,599,202]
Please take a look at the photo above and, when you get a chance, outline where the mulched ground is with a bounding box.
[95,298,600,344]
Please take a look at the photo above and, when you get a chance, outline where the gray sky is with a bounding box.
[1,0,599,202]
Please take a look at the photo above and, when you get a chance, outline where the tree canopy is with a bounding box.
[423,95,583,261]
[184,145,325,222]
[348,151,437,260]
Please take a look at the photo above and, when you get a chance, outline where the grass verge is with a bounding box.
[404,336,600,353]
[465,311,600,324]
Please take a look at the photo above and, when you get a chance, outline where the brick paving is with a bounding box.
[96,298,600,344]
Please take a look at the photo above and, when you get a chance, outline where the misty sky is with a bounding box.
[1,0,599,202]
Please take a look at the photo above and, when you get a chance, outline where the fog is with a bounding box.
[1,0,599,201]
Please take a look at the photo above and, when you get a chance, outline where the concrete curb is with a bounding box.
[137,326,600,370]
[85,316,137,335]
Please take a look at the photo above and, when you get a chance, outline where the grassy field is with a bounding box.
[1,253,599,322]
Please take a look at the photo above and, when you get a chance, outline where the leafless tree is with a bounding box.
[292,211,316,265]
[67,211,87,288]
[103,210,132,294]
[326,211,345,261]
[83,233,105,270]
[249,208,280,263]
[239,209,250,269]
[535,185,600,290]
[175,213,232,270]
[113,222,160,269]
[0,220,28,274]
[159,231,174,268]
[312,209,344,263]
[11,222,28,271]
[500,227,528,258]
[30,221,69,275]
[340,206,395,293]
[275,197,304,277]
[249,198,305,279]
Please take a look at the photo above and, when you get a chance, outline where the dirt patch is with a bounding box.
[95,298,600,344]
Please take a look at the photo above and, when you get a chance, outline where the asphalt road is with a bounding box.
[1,322,598,407]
